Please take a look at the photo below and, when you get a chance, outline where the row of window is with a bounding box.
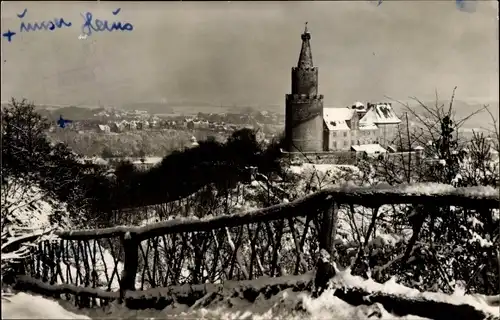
[331,139,379,148]
[331,130,377,138]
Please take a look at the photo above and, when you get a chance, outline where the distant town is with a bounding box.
[42,106,283,137]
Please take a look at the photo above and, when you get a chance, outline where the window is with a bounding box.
[333,141,337,148]
[332,132,337,137]
[343,131,347,137]
[344,140,348,146]
[352,140,355,145]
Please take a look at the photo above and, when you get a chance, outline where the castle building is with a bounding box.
[285,23,324,152]
[285,24,401,153]
[323,102,401,151]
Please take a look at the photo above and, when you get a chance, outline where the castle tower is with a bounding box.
[285,23,324,153]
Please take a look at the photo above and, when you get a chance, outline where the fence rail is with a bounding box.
[15,183,500,308]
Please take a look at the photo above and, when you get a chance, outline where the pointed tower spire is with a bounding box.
[297,22,313,68]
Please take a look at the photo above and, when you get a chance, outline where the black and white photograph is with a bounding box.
[1,1,499,319]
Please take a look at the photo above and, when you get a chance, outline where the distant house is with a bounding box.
[98,124,111,133]
[131,157,163,171]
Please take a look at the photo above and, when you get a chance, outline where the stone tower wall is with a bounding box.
[285,94,324,152]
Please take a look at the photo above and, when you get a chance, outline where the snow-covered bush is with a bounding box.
[1,178,67,289]
[349,90,499,295]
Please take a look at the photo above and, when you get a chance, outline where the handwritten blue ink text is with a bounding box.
[18,9,72,33]
[80,9,133,36]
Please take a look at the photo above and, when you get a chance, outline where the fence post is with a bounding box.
[314,196,339,296]
[319,197,339,256]
[120,232,138,304]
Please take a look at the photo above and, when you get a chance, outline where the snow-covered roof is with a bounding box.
[324,103,400,131]
[351,144,387,154]
[413,146,425,151]
[323,107,353,131]
[359,103,401,125]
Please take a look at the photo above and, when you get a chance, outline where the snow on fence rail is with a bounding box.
[14,183,500,309]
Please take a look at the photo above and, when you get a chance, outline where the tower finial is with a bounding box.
[298,23,312,67]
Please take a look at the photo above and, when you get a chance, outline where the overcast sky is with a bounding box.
[1,1,498,108]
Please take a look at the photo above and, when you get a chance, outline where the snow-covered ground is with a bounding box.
[289,163,360,176]
[1,292,91,319]
[0,289,419,320]
[3,267,498,320]
[1,286,429,320]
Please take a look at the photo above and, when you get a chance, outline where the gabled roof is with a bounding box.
[323,107,353,131]
[360,103,401,125]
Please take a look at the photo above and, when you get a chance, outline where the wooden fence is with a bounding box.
[13,183,500,309]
